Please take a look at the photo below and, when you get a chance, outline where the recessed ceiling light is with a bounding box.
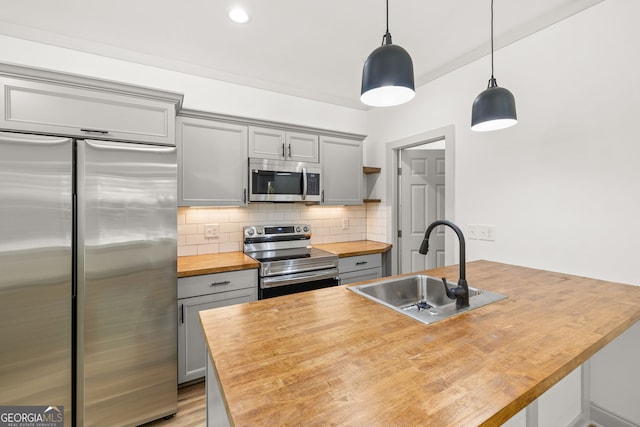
[229,7,249,24]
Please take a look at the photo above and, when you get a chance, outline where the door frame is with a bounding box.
[386,125,456,276]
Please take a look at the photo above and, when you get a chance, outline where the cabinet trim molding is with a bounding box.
[179,108,366,142]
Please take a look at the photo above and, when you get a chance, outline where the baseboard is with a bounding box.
[566,413,590,427]
[589,402,639,427]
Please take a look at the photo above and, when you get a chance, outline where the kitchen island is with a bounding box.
[199,260,640,426]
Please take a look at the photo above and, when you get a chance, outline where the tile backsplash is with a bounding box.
[178,203,387,257]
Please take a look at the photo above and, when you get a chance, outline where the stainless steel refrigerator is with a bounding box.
[0,131,177,426]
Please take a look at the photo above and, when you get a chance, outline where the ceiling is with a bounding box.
[0,0,603,110]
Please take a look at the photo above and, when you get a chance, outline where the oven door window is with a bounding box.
[252,170,303,195]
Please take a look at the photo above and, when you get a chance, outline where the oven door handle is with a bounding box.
[301,167,307,201]
[261,268,339,288]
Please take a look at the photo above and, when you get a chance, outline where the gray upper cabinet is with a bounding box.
[249,126,319,163]
[0,70,181,146]
[320,136,363,205]
[177,114,248,206]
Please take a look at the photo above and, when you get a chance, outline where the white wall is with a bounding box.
[366,0,640,423]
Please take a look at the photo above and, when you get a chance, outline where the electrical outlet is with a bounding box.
[205,223,219,238]
[467,224,478,240]
[342,218,349,229]
[478,225,496,241]
[486,225,496,241]
[478,225,489,241]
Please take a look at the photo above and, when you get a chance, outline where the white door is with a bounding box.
[400,148,446,273]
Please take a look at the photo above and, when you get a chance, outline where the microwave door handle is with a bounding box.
[302,167,308,201]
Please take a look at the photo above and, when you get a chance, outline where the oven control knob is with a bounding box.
[256,229,263,235]
[303,226,309,232]
[295,226,301,232]
[246,229,254,236]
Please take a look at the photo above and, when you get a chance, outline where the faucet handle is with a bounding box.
[441,277,457,300]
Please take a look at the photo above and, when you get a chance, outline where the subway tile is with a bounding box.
[178,245,197,257]
[197,243,219,255]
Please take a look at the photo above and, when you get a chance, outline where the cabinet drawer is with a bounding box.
[338,254,382,274]
[178,269,257,299]
[0,76,175,145]
[340,268,382,286]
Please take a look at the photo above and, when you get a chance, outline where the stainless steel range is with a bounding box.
[243,224,340,299]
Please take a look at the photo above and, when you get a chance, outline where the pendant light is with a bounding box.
[471,0,517,131]
[361,0,415,107]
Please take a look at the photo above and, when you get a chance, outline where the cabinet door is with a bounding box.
[320,136,363,205]
[178,288,257,384]
[286,131,319,163]
[177,117,248,206]
[0,76,176,145]
[249,127,319,163]
[248,126,286,160]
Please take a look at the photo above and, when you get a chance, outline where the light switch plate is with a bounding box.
[467,224,479,240]
[342,218,349,229]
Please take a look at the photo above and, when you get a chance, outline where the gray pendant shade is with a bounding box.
[471,0,517,132]
[471,77,517,132]
[361,37,415,107]
[360,0,415,107]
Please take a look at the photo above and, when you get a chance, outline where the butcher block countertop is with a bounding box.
[177,241,390,278]
[177,252,259,278]
[314,240,391,257]
[200,260,640,426]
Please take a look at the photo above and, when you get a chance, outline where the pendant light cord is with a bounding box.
[490,0,495,79]
[382,0,392,45]
[386,0,389,34]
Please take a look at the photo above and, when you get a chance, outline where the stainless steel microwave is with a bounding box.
[249,158,321,202]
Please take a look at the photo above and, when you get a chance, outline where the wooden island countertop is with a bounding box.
[199,260,640,426]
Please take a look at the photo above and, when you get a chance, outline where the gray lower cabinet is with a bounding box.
[177,114,248,206]
[0,70,179,146]
[320,136,363,205]
[177,269,257,384]
[339,253,383,285]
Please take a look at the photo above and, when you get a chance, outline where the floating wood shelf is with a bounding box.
[363,166,381,174]
[363,166,381,203]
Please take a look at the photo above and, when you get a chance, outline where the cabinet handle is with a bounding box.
[211,280,231,287]
[80,128,109,135]
[180,303,184,324]
[282,143,285,157]
[321,190,324,204]
[243,188,247,204]
[288,144,292,158]
[356,261,368,265]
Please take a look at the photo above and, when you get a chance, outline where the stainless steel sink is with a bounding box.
[348,274,506,325]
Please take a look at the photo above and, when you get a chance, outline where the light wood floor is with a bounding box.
[142,381,206,427]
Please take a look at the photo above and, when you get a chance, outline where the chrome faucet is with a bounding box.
[419,220,469,309]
